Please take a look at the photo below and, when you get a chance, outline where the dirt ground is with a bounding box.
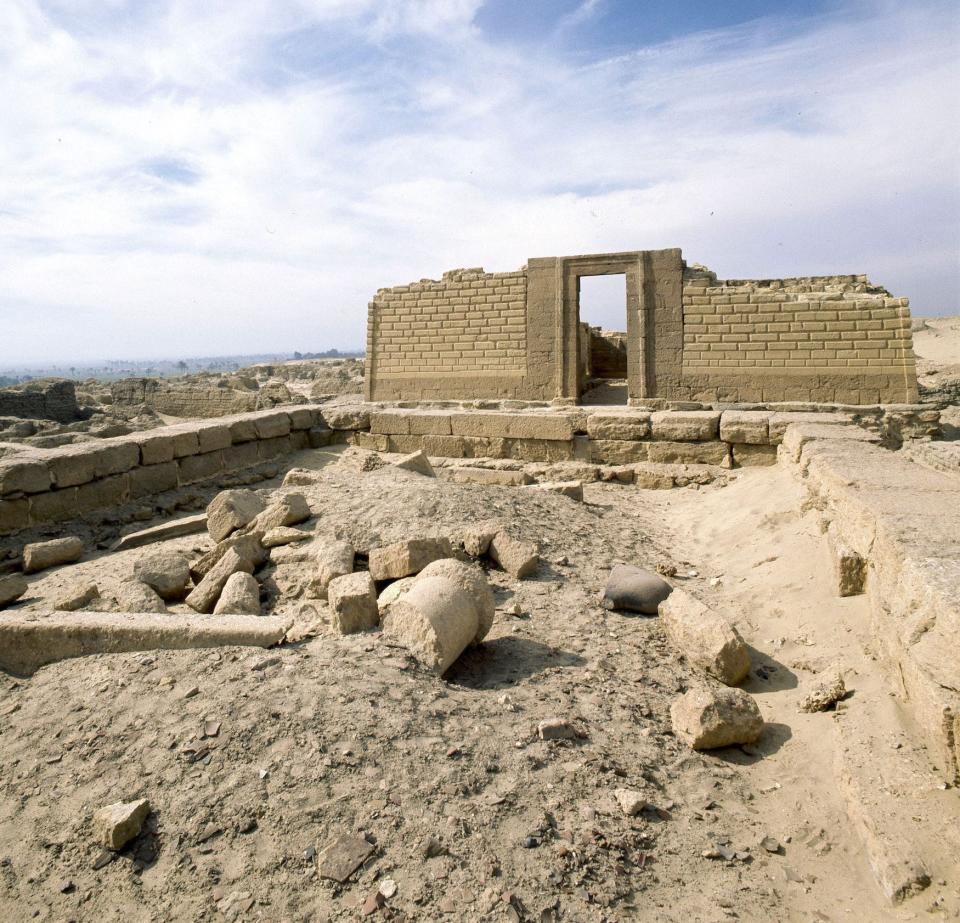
[2,443,957,922]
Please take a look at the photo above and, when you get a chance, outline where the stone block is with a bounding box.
[207,489,266,542]
[129,461,180,499]
[353,432,389,451]
[650,411,720,442]
[370,411,413,435]
[393,450,435,477]
[327,571,378,634]
[386,435,425,454]
[169,426,201,458]
[407,412,453,436]
[719,411,771,445]
[53,582,99,612]
[222,441,260,471]
[422,434,466,457]
[732,444,779,467]
[29,488,79,524]
[528,481,584,501]
[670,687,764,750]
[314,540,355,598]
[321,406,370,430]
[228,417,258,443]
[308,426,333,448]
[442,467,532,487]
[257,436,293,460]
[47,445,99,488]
[590,440,649,465]
[368,537,454,581]
[134,550,191,601]
[288,407,319,430]
[93,799,151,851]
[247,493,311,532]
[0,498,30,533]
[767,411,854,443]
[76,474,130,514]
[585,413,651,441]
[194,423,232,453]
[659,588,751,685]
[506,438,575,462]
[136,431,177,465]
[111,513,208,551]
[253,412,291,439]
[829,525,866,597]
[0,457,52,496]
[186,547,255,613]
[450,412,575,441]
[646,441,730,465]
[213,572,261,615]
[0,574,28,608]
[23,536,84,573]
[116,579,167,613]
[489,532,539,578]
[178,451,224,485]
[289,429,309,450]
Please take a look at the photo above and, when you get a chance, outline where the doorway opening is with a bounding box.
[577,273,628,404]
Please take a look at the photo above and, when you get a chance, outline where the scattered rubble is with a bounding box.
[134,550,191,600]
[206,489,265,542]
[92,798,151,850]
[368,537,453,581]
[327,572,379,635]
[22,536,83,574]
[488,532,539,578]
[213,572,261,616]
[799,667,848,712]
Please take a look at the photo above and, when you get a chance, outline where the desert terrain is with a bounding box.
[0,322,957,922]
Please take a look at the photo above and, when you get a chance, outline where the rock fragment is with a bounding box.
[488,533,539,579]
[54,581,99,612]
[368,537,453,581]
[613,789,647,816]
[117,578,167,613]
[457,525,498,558]
[670,687,764,750]
[262,527,310,548]
[799,668,847,712]
[93,798,151,850]
[206,490,265,542]
[186,547,255,613]
[393,449,435,477]
[529,481,584,501]
[376,576,416,616]
[190,533,267,583]
[246,493,311,533]
[317,834,375,882]
[828,525,866,597]
[0,574,28,608]
[537,718,577,741]
[23,537,84,574]
[213,572,261,616]
[602,564,672,614]
[659,588,751,685]
[313,540,355,598]
[327,572,378,635]
[134,550,191,600]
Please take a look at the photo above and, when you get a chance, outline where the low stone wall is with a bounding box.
[781,424,960,783]
[0,408,331,535]
[0,380,83,423]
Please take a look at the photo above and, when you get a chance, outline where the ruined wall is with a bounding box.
[0,380,82,423]
[679,267,918,403]
[366,267,529,401]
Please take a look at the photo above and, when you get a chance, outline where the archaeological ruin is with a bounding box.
[365,248,918,405]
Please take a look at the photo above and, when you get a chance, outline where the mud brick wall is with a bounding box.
[679,267,918,403]
[0,380,81,423]
[0,408,330,535]
[365,267,529,401]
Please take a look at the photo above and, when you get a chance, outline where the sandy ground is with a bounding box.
[1,446,956,922]
[913,316,960,367]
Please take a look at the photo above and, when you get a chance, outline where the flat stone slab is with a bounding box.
[111,513,209,552]
[317,834,375,882]
[0,610,290,676]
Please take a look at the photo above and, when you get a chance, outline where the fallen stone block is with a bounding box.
[207,489,265,542]
[528,480,583,501]
[117,579,167,614]
[190,533,268,584]
[393,449,435,477]
[262,526,311,548]
[246,493,311,533]
[93,798,151,850]
[456,524,498,558]
[23,536,84,574]
[282,467,320,487]
[0,574,28,608]
[488,533,539,578]
[0,610,291,675]
[443,467,532,487]
[602,564,672,614]
[659,588,751,685]
[670,687,764,750]
[314,540,355,598]
[368,537,453,581]
[828,525,866,597]
[327,571,378,634]
[53,582,99,612]
[381,559,494,674]
[213,572,260,616]
[134,550,191,601]
[186,547,255,614]
[111,513,208,552]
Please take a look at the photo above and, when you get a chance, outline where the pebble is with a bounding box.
[378,878,397,898]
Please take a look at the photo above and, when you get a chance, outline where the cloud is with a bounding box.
[0,0,957,363]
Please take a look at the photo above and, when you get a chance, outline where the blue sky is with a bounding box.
[0,0,958,361]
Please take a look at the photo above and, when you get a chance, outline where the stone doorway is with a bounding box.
[577,274,628,404]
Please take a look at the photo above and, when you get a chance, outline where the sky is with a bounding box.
[1,0,958,362]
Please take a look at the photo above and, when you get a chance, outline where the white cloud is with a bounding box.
[0,0,957,363]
